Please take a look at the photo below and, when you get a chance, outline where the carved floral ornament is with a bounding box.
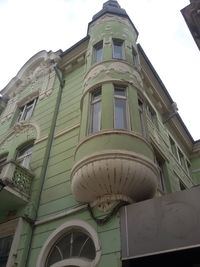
[2,51,61,99]
[0,122,40,151]
[0,51,60,123]
[83,61,143,93]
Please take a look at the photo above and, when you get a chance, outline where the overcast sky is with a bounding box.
[0,0,199,140]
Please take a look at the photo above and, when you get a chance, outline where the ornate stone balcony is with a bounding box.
[71,131,159,210]
[0,161,34,211]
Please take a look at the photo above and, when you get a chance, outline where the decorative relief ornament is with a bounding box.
[83,61,143,91]
[0,122,40,151]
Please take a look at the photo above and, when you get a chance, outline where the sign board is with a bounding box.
[120,186,200,259]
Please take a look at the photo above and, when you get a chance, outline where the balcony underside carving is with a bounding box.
[71,151,158,209]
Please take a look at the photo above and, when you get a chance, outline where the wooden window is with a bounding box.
[146,104,157,127]
[18,98,37,122]
[169,136,178,159]
[179,180,187,191]
[0,155,7,174]
[0,236,13,267]
[93,41,103,63]
[113,39,124,59]
[90,88,101,133]
[16,145,33,169]
[114,86,128,129]
[138,99,146,137]
[155,154,165,192]
[45,230,96,267]
[178,148,186,170]
[132,46,137,65]
[186,161,191,176]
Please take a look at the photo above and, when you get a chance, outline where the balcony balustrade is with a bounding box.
[0,161,34,211]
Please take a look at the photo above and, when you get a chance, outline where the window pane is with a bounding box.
[79,237,96,260]
[114,88,126,97]
[94,42,103,63]
[138,100,146,137]
[179,180,186,191]
[46,247,62,266]
[169,137,178,158]
[0,236,13,267]
[18,99,36,122]
[45,230,96,267]
[24,105,34,120]
[91,101,101,133]
[155,158,165,191]
[0,156,7,174]
[114,98,127,129]
[92,89,101,102]
[56,233,71,259]
[113,40,123,59]
[72,232,88,257]
[17,146,33,169]
[18,110,23,122]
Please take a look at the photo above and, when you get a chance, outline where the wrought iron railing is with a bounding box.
[0,160,34,197]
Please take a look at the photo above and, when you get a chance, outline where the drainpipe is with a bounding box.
[22,62,65,267]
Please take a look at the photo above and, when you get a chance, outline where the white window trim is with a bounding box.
[112,39,124,60]
[0,218,22,267]
[37,220,101,267]
[113,86,130,130]
[18,98,37,122]
[93,41,103,64]
[16,145,33,169]
[89,89,102,134]
[50,258,93,267]
[138,99,147,138]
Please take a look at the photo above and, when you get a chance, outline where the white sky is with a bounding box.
[0,0,199,140]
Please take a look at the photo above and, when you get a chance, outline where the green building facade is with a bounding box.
[0,1,199,266]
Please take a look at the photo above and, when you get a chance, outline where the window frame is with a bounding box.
[132,46,138,65]
[93,41,103,64]
[114,85,129,130]
[89,88,102,134]
[0,235,13,266]
[138,98,147,138]
[153,148,167,193]
[112,38,124,60]
[155,157,165,192]
[146,104,158,128]
[37,220,101,267]
[179,179,187,191]
[17,98,37,122]
[186,160,191,176]
[169,136,178,159]
[45,230,96,267]
[16,144,33,169]
[0,154,7,174]
[177,148,187,171]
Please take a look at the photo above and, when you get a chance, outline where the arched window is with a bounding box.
[37,220,101,267]
[46,230,96,267]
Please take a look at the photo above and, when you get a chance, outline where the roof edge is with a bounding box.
[137,43,195,143]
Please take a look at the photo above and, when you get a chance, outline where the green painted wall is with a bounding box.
[0,4,199,267]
